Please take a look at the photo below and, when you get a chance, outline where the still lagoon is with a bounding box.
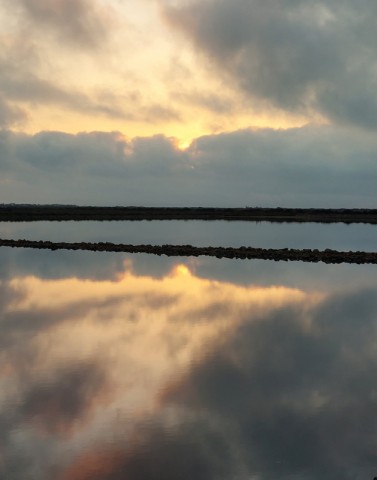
[1,220,377,251]
[0,222,376,479]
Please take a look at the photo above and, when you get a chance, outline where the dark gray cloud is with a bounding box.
[1,125,377,207]
[163,0,377,129]
[11,0,110,49]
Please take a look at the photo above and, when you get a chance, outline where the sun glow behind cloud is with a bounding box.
[1,0,377,206]
[0,0,316,144]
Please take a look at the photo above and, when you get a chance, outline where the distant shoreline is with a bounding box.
[1,205,377,223]
[1,238,377,264]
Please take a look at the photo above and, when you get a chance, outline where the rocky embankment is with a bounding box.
[1,238,377,264]
[1,206,377,223]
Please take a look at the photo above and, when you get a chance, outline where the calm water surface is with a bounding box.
[1,220,377,251]
[0,246,376,479]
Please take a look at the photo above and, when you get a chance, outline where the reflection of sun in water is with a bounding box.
[173,264,191,277]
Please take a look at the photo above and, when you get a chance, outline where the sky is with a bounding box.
[1,0,377,206]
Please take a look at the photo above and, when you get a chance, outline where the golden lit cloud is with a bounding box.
[0,0,317,144]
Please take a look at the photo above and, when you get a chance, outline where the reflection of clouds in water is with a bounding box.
[0,268,306,479]
[0,267,376,479]
[60,418,236,480]
[0,358,111,479]
[0,247,129,281]
[15,361,111,437]
[3,220,377,252]
[159,289,377,480]
[61,288,377,480]
[0,246,377,293]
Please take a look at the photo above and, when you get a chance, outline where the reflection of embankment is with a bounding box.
[2,238,377,264]
[1,206,377,223]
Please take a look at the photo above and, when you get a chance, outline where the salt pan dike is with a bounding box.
[1,205,377,224]
[1,239,377,264]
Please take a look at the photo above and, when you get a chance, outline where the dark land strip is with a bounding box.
[1,238,377,264]
[1,206,377,223]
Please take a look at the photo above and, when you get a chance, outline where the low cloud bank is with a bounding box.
[1,125,377,207]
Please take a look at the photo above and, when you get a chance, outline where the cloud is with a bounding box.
[12,0,112,49]
[173,89,236,115]
[162,0,377,129]
[142,104,181,123]
[0,36,182,127]
[1,125,377,207]
[0,38,130,122]
[0,2,184,130]
[0,96,27,128]
[0,57,126,121]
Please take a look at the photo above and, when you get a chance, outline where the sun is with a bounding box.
[176,139,192,150]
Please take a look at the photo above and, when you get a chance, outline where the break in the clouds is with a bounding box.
[163,0,377,129]
[1,125,377,207]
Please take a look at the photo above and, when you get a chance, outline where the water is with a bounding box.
[1,219,377,251]
[0,239,376,479]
